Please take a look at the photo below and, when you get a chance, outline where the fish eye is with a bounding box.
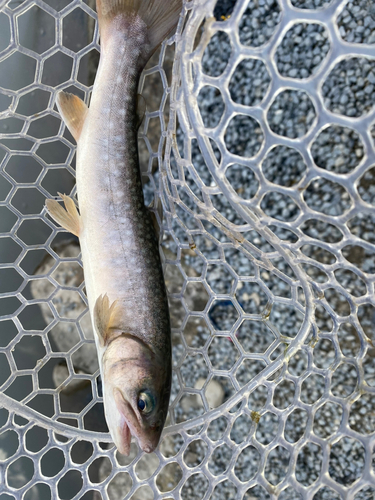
[137,392,154,414]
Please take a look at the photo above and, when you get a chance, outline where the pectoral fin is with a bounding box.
[56,91,88,142]
[94,294,121,347]
[45,192,81,237]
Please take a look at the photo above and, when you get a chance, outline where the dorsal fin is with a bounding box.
[56,91,88,142]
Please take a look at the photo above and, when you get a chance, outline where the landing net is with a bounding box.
[0,0,374,498]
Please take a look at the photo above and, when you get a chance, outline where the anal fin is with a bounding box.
[46,192,81,237]
[94,294,121,347]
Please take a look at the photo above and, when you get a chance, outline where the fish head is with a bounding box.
[102,334,171,455]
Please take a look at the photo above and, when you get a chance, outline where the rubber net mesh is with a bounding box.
[0,0,375,498]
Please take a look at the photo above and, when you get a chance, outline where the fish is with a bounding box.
[45,0,182,455]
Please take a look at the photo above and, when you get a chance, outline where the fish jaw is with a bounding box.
[102,384,132,455]
[118,413,132,456]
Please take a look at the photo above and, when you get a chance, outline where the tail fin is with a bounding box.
[97,0,182,55]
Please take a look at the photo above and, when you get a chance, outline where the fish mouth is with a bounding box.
[114,388,156,455]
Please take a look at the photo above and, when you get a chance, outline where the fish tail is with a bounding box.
[96,0,182,55]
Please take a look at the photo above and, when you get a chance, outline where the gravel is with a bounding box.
[311,125,364,174]
[337,0,375,44]
[202,31,231,77]
[229,58,271,106]
[303,177,351,216]
[239,0,281,47]
[262,146,306,187]
[322,57,375,117]
[225,114,264,157]
[267,89,316,138]
[291,0,332,9]
[159,0,375,493]
[275,22,330,79]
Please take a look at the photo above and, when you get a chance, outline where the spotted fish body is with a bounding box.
[79,18,171,361]
[46,0,182,454]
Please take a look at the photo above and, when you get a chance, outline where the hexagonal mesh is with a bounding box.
[1,0,375,498]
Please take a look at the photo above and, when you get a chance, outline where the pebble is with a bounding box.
[276,23,330,79]
[337,0,375,44]
[322,57,375,117]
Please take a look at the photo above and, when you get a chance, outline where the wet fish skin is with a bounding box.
[46,0,182,454]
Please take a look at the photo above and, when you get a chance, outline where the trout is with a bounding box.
[46,0,181,455]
